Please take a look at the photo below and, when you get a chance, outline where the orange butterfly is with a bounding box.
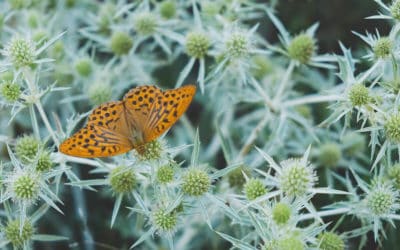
[59,85,196,158]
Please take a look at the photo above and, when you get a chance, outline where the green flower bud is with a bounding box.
[5,37,36,68]
[110,32,133,56]
[15,135,41,163]
[348,83,370,106]
[36,151,53,172]
[227,165,250,189]
[226,33,249,58]
[366,185,396,215]
[182,169,210,196]
[134,12,158,36]
[384,114,400,142]
[185,32,210,59]
[287,34,316,64]
[318,143,342,168]
[1,81,21,102]
[279,159,316,197]
[88,83,112,106]
[5,220,34,248]
[13,173,39,201]
[244,178,267,200]
[74,58,92,77]
[159,1,176,19]
[318,232,345,250]
[136,140,163,161]
[157,164,174,184]
[272,202,291,225]
[109,166,136,194]
[251,55,272,79]
[373,37,392,59]
[388,163,400,189]
[153,208,177,232]
[391,0,400,20]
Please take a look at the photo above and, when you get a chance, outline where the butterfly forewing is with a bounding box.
[143,85,196,142]
[59,101,133,157]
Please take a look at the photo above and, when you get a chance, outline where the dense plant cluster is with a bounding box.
[1,0,400,249]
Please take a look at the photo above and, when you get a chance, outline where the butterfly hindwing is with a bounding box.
[143,85,196,142]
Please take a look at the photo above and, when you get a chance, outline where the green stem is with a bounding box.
[274,60,295,102]
[35,101,60,145]
[29,104,40,139]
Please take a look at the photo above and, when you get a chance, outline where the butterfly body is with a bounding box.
[59,85,196,158]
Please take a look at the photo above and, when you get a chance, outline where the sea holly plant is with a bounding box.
[2,0,400,250]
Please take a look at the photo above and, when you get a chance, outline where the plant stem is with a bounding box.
[237,113,269,159]
[274,60,295,102]
[283,94,344,107]
[29,104,40,139]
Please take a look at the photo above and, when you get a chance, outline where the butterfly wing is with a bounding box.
[122,85,162,144]
[142,85,196,142]
[59,101,133,158]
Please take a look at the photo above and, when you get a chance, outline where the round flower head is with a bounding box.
[384,114,400,143]
[278,158,317,197]
[157,164,174,184]
[1,81,21,102]
[265,236,305,250]
[348,83,370,106]
[134,12,158,36]
[109,166,136,194]
[182,168,211,197]
[317,232,345,250]
[9,170,40,203]
[135,140,164,161]
[272,202,291,225]
[88,83,112,106]
[152,208,178,232]
[365,183,398,216]
[388,163,400,189]
[391,0,400,20]
[318,143,342,168]
[243,178,267,200]
[110,31,133,56]
[74,58,92,77]
[159,0,176,19]
[373,37,392,59]
[225,32,250,58]
[287,34,316,64]
[227,165,250,189]
[3,36,36,68]
[185,32,210,59]
[15,135,41,164]
[36,151,54,172]
[4,219,34,248]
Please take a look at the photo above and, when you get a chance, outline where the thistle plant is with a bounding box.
[2,0,400,249]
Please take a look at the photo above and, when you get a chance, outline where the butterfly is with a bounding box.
[59,85,196,158]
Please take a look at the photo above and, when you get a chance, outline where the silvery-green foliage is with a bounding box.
[0,0,400,249]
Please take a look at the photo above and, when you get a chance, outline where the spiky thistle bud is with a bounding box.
[384,114,400,143]
[4,219,34,248]
[88,83,112,106]
[317,232,345,250]
[244,178,267,200]
[74,58,92,77]
[15,135,41,164]
[159,1,176,19]
[185,32,210,59]
[157,164,174,184]
[109,166,136,194]
[373,37,392,59]
[152,208,178,232]
[134,12,158,36]
[272,202,291,225]
[182,169,210,196]
[1,81,21,102]
[287,34,316,64]
[279,158,316,197]
[110,32,133,56]
[4,37,36,68]
[318,143,342,168]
